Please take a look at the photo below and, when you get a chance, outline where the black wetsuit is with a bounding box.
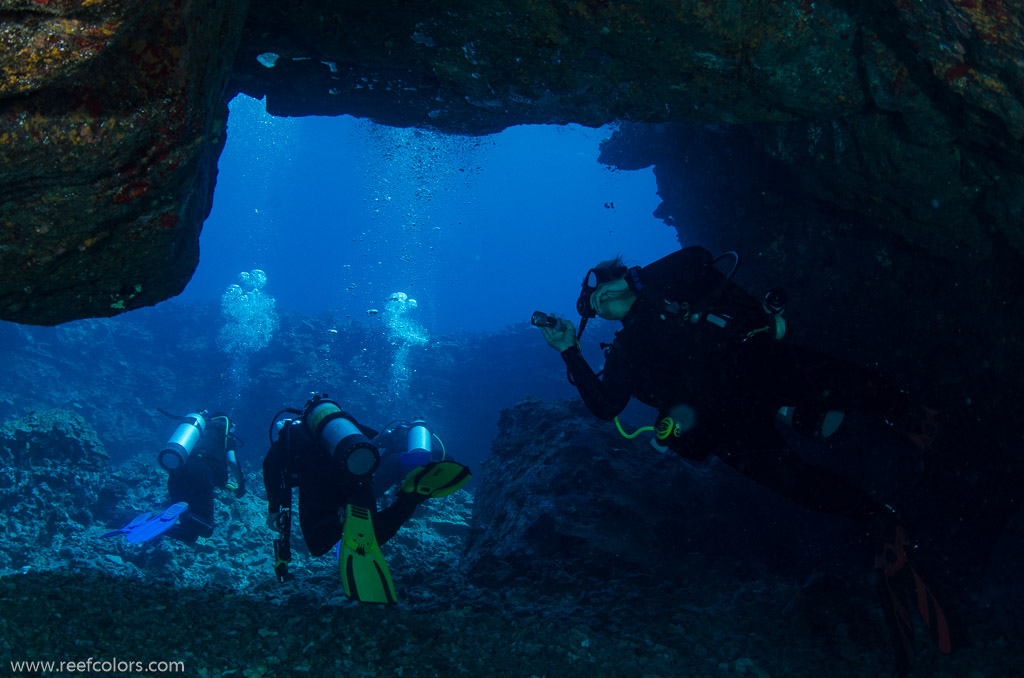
[167,413,245,540]
[562,246,911,524]
[262,415,421,557]
[373,424,411,500]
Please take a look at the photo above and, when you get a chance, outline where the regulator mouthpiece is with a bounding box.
[763,287,787,314]
[762,287,788,339]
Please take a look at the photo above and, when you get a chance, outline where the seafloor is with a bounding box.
[2,457,1021,678]
[5,565,1019,678]
[2,313,1021,677]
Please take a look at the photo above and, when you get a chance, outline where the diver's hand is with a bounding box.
[591,278,629,313]
[540,316,577,352]
[601,277,629,295]
[266,511,284,532]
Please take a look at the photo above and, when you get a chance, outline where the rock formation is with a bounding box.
[2,1,1022,326]
[1,0,248,324]
[464,396,873,585]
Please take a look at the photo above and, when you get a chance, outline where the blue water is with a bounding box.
[177,94,679,335]
[0,95,678,462]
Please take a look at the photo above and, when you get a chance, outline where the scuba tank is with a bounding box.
[303,394,380,477]
[402,420,433,469]
[158,412,207,471]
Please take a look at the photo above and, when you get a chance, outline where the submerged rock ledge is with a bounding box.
[2,1,1023,325]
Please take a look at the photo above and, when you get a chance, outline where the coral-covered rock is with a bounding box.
[0,409,112,571]
[3,1,1024,326]
[0,0,248,325]
[0,408,108,471]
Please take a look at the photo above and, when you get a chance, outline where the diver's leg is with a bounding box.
[778,344,940,451]
[721,442,888,522]
[722,437,962,670]
[786,345,926,422]
[167,460,215,540]
[298,475,348,557]
[373,493,422,545]
[184,462,215,538]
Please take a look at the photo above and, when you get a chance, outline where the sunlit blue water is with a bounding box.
[0,94,681,461]
[178,94,679,335]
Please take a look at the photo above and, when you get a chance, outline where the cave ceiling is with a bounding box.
[1,0,1023,325]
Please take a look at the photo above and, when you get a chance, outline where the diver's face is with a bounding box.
[590,280,635,320]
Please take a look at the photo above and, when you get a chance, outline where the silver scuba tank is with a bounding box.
[407,420,432,458]
[158,412,207,471]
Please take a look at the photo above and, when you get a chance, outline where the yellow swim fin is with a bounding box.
[338,504,396,604]
[401,461,472,499]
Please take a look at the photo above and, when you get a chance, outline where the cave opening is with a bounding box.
[179,94,681,335]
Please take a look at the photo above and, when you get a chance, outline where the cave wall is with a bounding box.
[224,0,1024,266]
[1,0,249,325]
[1,0,1022,331]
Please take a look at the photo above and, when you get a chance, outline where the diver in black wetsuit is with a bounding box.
[538,245,959,675]
[262,404,420,558]
[542,246,929,516]
[262,394,471,588]
[160,410,246,542]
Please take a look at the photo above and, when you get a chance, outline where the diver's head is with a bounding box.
[592,281,636,321]
[577,257,635,332]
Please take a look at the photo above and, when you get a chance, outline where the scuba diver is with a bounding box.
[536,245,961,676]
[371,418,448,500]
[262,393,471,604]
[102,409,246,544]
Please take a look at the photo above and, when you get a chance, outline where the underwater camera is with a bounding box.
[303,394,380,477]
[530,311,559,329]
[158,412,207,471]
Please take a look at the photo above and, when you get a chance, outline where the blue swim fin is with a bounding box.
[99,511,152,539]
[122,502,189,543]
